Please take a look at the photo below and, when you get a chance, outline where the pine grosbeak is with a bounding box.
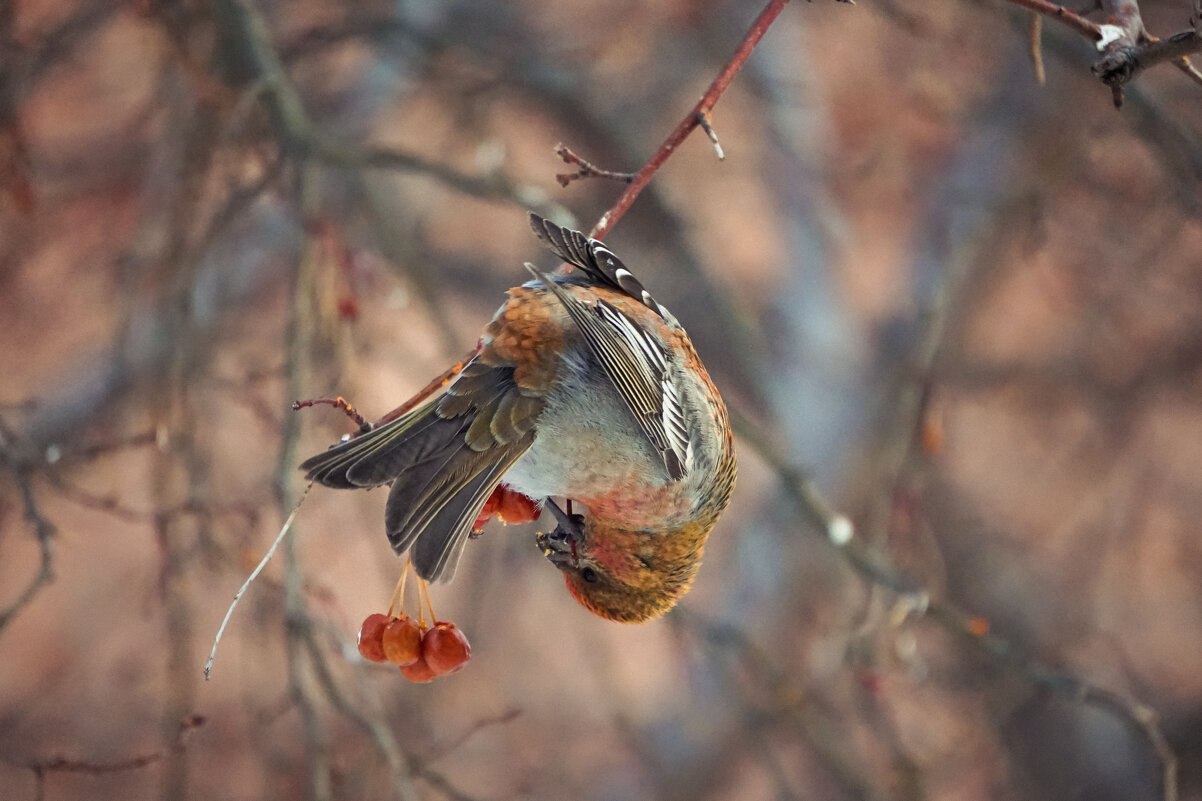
[300,214,736,622]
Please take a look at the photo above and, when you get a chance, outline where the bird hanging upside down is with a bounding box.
[300,214,736,622]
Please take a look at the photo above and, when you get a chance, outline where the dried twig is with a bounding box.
[927,599,1178,801]
[210,0,564,218]
[1029,12,1047,84]
[203,483,312,680]
[292,396,370,432]
[554,144,635,187]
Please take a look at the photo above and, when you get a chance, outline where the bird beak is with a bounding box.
[544,498,584,539]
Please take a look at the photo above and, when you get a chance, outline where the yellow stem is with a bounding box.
[387,559,411,618]
[420,577,438,626]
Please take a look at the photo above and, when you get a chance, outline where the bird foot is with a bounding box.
[536,499,586,570]
[536,528,576,570]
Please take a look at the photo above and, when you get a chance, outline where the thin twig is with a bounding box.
[695,111,726,160]
[203,482,312,680]
[14,715,205,799]
[554,143,635,186]
[292,396,370,432]
[298,630,422,801]
[422,709,522,764]
[0,469,56,634]
[926,599,1178,801]
[211,0,564,218]
[373,350,477,426]
[1029,12,1047,84]
[1000,0,1102,40]
[590,0,792,239]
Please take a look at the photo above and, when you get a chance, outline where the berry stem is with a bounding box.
[420,576,437,626]
[388,560,411,619]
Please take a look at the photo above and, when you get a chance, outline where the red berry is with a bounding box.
[399,653,440,683]
[422,621,471,675]
[382,615,422,666]
[357,613,389,663]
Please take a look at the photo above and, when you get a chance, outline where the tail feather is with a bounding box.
[382,426,481,552]
[400,451,526,581]
[299,404,442,489]
[300,394,535,581]
[347,412,462,488]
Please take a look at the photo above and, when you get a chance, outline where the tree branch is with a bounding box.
[998,0,1202,105]
[1001,0,1103,41]
[590,0,795,239]
[210,0,565,216]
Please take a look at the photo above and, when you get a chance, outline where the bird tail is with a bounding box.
[299,401,531,581]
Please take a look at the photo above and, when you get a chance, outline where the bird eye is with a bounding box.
[580,567,598,583]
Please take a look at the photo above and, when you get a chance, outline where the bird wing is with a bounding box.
[525,263,689,481]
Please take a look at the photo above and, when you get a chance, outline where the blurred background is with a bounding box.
[2,0,1201,799]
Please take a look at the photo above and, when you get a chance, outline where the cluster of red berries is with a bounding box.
[357,612,471,682]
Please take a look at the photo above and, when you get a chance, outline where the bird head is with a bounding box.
[536,500,707,623]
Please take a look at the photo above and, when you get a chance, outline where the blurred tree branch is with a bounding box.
[209,0,566,218]
[729,412,1179,801]
[0,427,56,635]
[8,715,204,801]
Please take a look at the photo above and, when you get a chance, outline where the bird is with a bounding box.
[299,213,736,622]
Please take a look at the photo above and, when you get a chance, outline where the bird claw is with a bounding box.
[536,527,575,569]
[536,502,584,571]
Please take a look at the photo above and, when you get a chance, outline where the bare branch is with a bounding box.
[926,600,1178,801]
[998,0,1202,104]
[590,0,793,239]
[553,143,635,187]
[996,0,1103,43]
[1029,12,1047,84]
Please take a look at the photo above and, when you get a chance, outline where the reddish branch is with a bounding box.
[589,0,792,239]
[1005,0,1103,39]
[17,715,205,793]
[291,396,369,431]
